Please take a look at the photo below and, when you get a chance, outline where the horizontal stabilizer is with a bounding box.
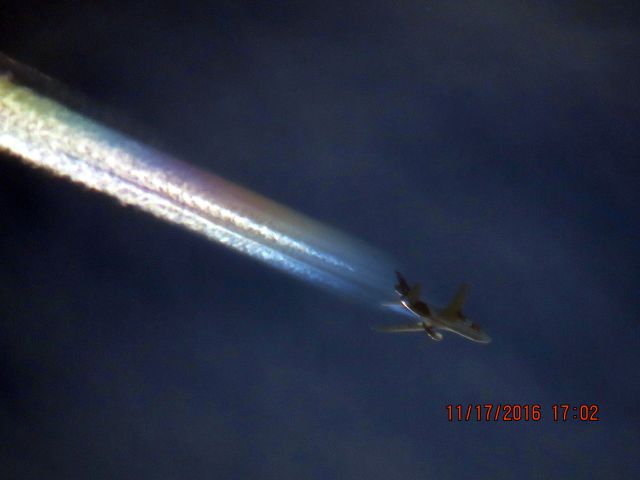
[381,302,415,318]
[406,283,421,303]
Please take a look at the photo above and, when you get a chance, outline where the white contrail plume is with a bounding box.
[0,57,393,300]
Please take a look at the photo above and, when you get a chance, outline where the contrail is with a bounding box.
[0,55,394,301]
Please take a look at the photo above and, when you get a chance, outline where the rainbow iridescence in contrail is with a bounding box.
[0,57,394,300]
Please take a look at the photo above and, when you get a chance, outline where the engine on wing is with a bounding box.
[423,325,443,341]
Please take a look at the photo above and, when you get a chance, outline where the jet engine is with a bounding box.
[424,326,443,341]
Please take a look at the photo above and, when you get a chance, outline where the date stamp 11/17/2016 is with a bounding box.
[446,404,600,422]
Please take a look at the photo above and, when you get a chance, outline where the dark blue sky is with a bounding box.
[1,1,639,478]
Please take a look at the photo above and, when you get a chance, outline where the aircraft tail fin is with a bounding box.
[441,283,469,320]
[394,271,411,296]
[394,271,421,303]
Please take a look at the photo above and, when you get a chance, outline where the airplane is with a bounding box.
[374,271,491,343]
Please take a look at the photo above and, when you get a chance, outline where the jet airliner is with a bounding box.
[374,272,491,343]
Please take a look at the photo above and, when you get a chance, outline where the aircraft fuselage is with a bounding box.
[399,296,490,343]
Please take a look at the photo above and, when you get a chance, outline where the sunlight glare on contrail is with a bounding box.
[0,55,394,301]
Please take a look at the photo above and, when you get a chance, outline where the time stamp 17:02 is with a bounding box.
[446,404,600,422]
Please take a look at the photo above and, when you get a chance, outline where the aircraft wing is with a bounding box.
[372,323,424,333]
[441,283,469,319]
